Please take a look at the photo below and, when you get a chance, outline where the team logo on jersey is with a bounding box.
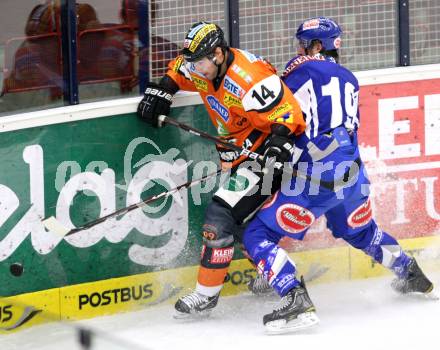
[267,102,292,121]
[223,93,242,108]
[276,204,315,234]
[231,64,252,83]
[224,76,245,98]
[274,112,295,124]
[347,199,372,228]
[192,76,208,92]
[207,95,229,122]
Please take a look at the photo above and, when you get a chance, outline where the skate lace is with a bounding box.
[253,275,271,291]
[274,292,294,312]
[181,292,209,308]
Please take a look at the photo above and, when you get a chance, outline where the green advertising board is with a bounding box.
[0,104,222,297]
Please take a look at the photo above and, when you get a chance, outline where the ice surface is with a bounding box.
[2,273,439,350]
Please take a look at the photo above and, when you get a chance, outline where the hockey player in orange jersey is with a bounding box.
[137,21,305,318]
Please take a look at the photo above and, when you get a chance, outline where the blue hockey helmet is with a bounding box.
[296,17,342,51]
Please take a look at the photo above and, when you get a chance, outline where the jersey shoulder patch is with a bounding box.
[242,74,283,112]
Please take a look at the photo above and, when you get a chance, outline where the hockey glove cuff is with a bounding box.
[137,82,174,128]
[261,124,296,172]
[216,144,240,169]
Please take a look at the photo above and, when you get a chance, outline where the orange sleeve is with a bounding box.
[164,55,198,92]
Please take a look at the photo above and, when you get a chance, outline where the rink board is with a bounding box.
[1,235,439,332]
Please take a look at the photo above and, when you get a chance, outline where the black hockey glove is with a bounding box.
[216,144,240,165]
[137,82,174,128]
[261,124,295,172]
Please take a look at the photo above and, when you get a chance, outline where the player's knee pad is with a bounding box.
[200,200,235,273]
[343,221,378,249]
[202,200,236,248]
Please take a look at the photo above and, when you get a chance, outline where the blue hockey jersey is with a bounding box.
[281,55,362,184]
[282,55,360,140]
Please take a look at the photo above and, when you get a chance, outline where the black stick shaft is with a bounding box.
[159,115,283,169]
[58,115,288,236]
[64,169,222,236]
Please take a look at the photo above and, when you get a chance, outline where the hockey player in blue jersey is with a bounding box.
[243,17,434,334]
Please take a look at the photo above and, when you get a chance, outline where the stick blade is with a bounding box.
[42,216,70,236]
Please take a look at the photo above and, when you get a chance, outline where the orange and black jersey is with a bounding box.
[165,48,306,166]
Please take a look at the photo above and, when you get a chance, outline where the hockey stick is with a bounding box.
[42,168,222,236]
[42,115,274,236]
[160,115,356,191]
[158,115,285,171]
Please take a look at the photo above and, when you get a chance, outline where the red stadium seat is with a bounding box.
[1,33,62,97]
[77,24,136,91]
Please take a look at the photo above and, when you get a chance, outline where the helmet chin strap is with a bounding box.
[211,57,220,80]
[213,48,226,80]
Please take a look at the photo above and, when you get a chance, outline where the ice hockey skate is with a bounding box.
[263,277,319,334]
[391,258,436,298]
[174,291,220,319]
[248,274,275,296]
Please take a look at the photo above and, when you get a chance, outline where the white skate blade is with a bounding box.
[424,291,439,301]
[249,287,276,297]
[253,290,277,297]
[395,287,439,301]
[406,290,440,301]
[173,309,213,320]
[265,312,319,335]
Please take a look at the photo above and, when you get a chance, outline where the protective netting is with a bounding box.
[150,0,226,78]
[239,0,397,73]
[410,0,440,65]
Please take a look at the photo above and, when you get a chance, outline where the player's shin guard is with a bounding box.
[346,226,411,278]
[174,244,233,318]
[248,274,274,295]
[239,243,274,295]
[196,244,234,296]
[252,242,300,297]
